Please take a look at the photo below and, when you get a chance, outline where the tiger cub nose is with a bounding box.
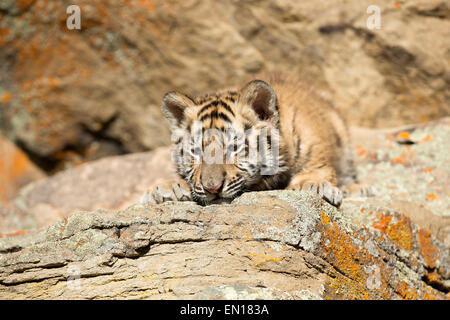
[203,181,223,194]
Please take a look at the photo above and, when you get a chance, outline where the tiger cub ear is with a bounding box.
[239,80,279,126]
[161,91,195,131]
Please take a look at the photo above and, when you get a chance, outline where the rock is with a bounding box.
[0,206,37,236]
[9,118,449,240]
[0,134,45,205]
[351,117,450,221]
[1,0,448,170]
[11,147,177,232]
[0,191,448,299]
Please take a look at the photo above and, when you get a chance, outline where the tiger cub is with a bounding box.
[146,74,376,207]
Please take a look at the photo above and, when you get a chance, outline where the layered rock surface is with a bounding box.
[0,118,449,299]
[0,191,448,299]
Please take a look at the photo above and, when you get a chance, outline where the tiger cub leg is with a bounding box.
[286,166,343,207]
[140,179,192,204]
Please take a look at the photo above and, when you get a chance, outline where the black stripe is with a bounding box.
[244,137,249,153]
[335,134,342,148]
[225,179,244,192]
[226,183,243,194]
[199,113,210,122]
[226,177,243,188]
[197,100,219,117]
[220,101,235,117]
[199,111,232,123]
[294,137,302,163]
[197,100,235,118]
[236,164,248,172]
[225,95,235,103]
[217,112,231,123]
[196,94,215,104]
[266,134,272,149]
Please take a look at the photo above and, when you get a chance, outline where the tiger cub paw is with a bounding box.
[141,179,192,204]
[287,180,343,208]
[341,183,377,198]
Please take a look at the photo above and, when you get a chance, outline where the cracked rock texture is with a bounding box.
[0,118,449,299]
[0,0,449,170]
[0,191,448,299]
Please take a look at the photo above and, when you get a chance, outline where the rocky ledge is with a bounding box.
[0,190,448,299]
[0,118,449,299]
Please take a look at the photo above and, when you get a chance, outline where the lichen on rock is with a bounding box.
[0,190,448,299]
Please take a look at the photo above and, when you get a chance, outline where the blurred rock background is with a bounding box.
[0,0,449,228]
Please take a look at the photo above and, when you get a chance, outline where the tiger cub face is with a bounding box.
[161,80,287,205]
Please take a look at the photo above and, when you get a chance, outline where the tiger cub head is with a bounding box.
[161,80,287,205]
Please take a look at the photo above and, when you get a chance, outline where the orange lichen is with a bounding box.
[393,1,401,8]
[420,134,431,143]
[251,253,284,265]
[320,211,377,299]
[386,216,413,251]
[0,138,45,202]
[396,281,420,300]
[423,167,433,173]
[16,0,35,11]
[138,0,154,11]
[325,273,371,300]
[357,149,366,158]
[10,150,29,179]
[396,131,410,140]
[372,212,413,251]
[61,218,68,233]
[1,92,12,103]
[0,28,8,45]
[426,193,438,201]
[3,230,28,238]
[48,77,60,88]
[372,212,392,233]
[392,157,405,164]
[396,280,445,300]
[320,211,445,300]
[417,228,440,269]
[248,248,284,265]
[321,211,331,225]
